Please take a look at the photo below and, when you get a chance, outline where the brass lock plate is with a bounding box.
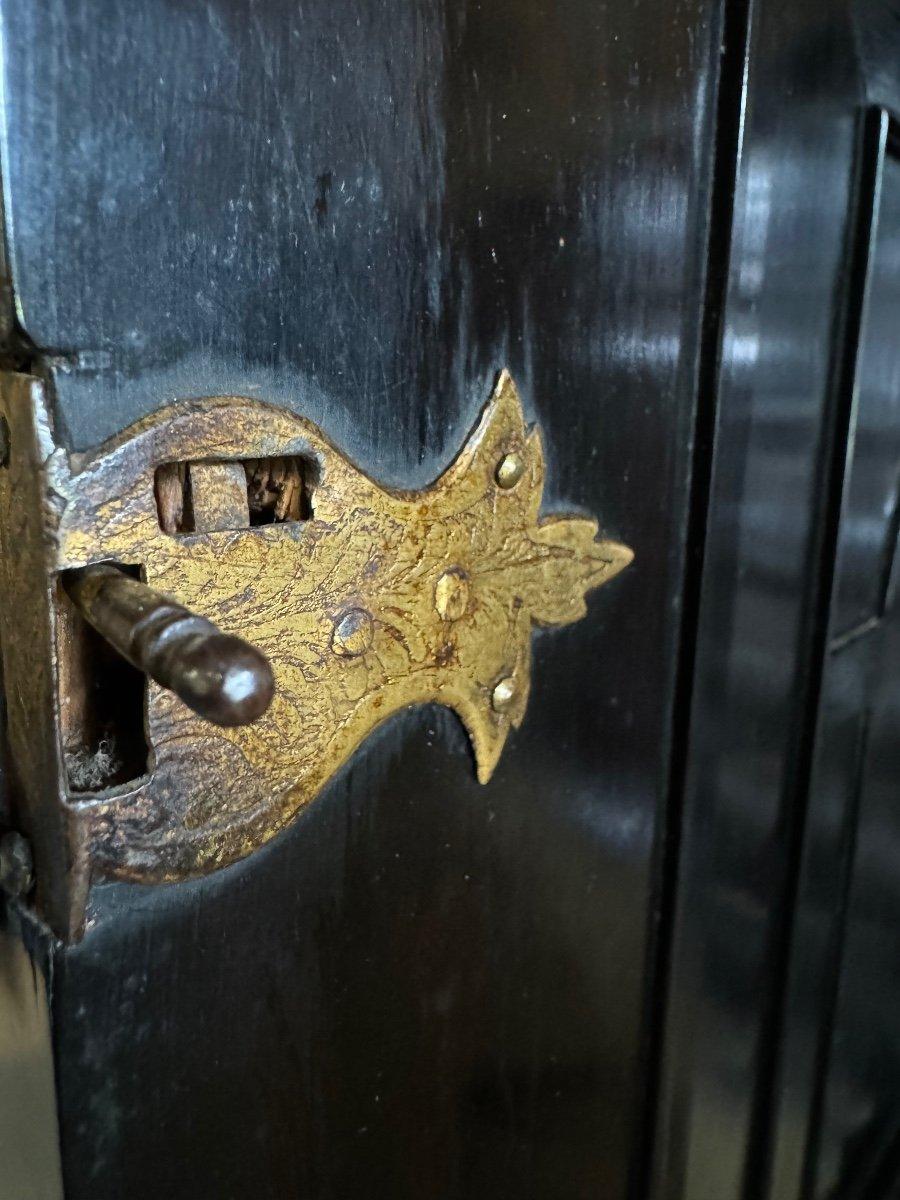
[0,370,632,938]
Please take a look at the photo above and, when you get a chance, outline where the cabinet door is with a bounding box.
[652,5,900,1200]
[0,1,720,1197]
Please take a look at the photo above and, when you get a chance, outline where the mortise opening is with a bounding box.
[56,564,149,793]
[246,457,316,525]
[155,457,316,534]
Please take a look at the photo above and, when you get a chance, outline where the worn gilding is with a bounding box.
[0,370,631,915]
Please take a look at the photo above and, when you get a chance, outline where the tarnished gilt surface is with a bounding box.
[5,371,632,888]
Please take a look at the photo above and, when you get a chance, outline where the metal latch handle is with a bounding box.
[64,563,275,727]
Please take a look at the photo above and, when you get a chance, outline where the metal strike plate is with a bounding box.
[0,370,632,939]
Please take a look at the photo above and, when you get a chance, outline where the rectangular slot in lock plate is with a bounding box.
[154,457,316,534]
[55,565,149,793]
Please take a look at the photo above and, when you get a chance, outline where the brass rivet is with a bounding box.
[495,452,524,489]
[331,607,374,658]
[491,675,516,712]
[434,568,469,621]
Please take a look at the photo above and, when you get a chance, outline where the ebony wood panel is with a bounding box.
[768,123,900,1200]
[0,0,721,1195]
[805,137,900,1200]
[650,1,869,1197]
[650,2,900,1199]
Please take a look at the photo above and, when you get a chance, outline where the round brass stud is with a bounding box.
[331,607,374,658]
[434,568,470,621]
[495,451,524,489]
[491,675,517,713]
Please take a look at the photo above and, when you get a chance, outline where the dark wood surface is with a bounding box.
[651,0,866,1193]
[769,117,900,1200]
[651,4,900,1200]
[2,2,899,1198]
[0,0,721,1196]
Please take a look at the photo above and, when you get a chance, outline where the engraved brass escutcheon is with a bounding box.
[0,370,632,936]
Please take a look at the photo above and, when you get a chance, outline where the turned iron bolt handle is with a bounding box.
[64,564,275,727]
